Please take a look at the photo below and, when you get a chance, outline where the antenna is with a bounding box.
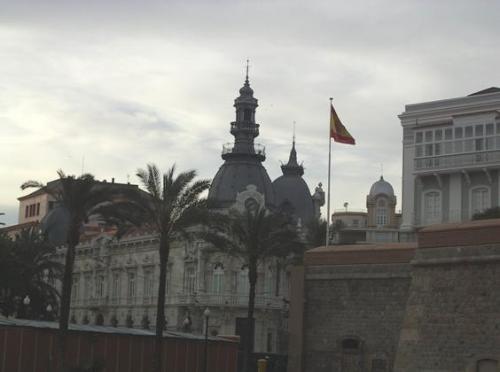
[293,121,296,145]
[381,163,384,177]
[245,59,250,82]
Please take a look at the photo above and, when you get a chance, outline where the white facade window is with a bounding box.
[144,270,154,298]
[95,274,105,298]
[184,266,196,294]
[72,276,79,302]
[83,274,92,300]
[238,266,249,296]
[127,272,136,298]
[423,191,442,225]
[212,264,224,294]
[470,186,490,217]
[376,199,388,226]
[112,272,120,299]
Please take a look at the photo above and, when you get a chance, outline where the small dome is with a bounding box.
[369,176,394,197]
[239,83,254,96]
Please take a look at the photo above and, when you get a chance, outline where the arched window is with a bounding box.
[470,186,490,217]
[376,198,388,226]
[423,190,442,225]
[238,265,249,297]
[212,263,224,294]
[477,359,498,372]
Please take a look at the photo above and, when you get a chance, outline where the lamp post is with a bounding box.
[46,304,53,321]
[23,295,31,319]
[203,307,210,372]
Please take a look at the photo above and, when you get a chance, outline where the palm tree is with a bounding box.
[134,163,210,372]
[21,170,132,371]
[11,227,63,318]
[203,205,304,372]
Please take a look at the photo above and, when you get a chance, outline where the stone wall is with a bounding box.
[395,220,500,371]
[303,263,412,372]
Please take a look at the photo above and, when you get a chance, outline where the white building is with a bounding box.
[400,87,500,231]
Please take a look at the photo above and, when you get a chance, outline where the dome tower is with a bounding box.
[208,67,276,209]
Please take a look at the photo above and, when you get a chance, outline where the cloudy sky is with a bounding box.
[1,0,500,225]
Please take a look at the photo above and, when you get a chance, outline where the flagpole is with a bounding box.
[325,97,333,248]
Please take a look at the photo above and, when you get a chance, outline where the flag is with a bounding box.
[330,104,355,145]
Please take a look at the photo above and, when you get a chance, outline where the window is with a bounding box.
[112,272,120,299]
[371,359,387,372]
[471,187,490,217]
[238,266,249,296]
[423,191,441,225]
[455,127,463,139]
[95,274,104,298]
[72,276,80,303]
[212,263,224,294]
[184,266,196,294]
[36,203,40,216]
[84,275,92,300]
[25,205,29,218]
[477,359,498,372]
[444,128,453,140]
[465,126,473,137]
[425,144,433,156]
[435,129,442,141]
[424,131,433,142]
[486,123,494,135]
[352,219,359,227]
[415,145,423,157]
[127,272,136,299]
[243,109,252,121]
[475,124,484,136]
[266,330,274,352]
[415,132,423,143]
[376,199,387,226]
[144,270,154,298]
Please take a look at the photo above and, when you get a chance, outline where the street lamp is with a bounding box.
[23,295,30,319]
[46,304,53,321]
[203,308,210,372]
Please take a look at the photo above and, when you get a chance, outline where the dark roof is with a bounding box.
[208,159,276,208]
[468,87,500,96]
[18,179,139,201]
[272,141,314,223]
[273,175,314,223]
[0,317,235,342]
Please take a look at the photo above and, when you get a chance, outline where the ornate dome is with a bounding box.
[369,176,394,197]
[208,74,276,209]
[272,141,314,223]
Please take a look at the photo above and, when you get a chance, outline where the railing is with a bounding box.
[230,122,260,136]
[71,293,284,310]
[222,143,266,157]
[414,150,500,172]
[168,293,284,309]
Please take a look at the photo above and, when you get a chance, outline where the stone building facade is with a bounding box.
[289,218,500,372]
[6,72,323,355]
[400,87,500,232]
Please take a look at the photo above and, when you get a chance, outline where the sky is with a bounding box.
[1,0,500,226]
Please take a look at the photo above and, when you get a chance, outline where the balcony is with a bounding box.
[221,143,266,160]
[414,150,500,173]
[230,121,259,137]
[168,293,284,310]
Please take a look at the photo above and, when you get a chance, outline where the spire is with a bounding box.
[281,124,304,176]
[245,58,250,85]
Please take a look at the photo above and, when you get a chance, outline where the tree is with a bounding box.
[21,170,131,371]
[473,206,500,220]
[305,218,327,248]
[134,164,210,372]
[203,205,304,372]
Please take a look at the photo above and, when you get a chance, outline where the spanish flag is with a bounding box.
[330,104,355,145]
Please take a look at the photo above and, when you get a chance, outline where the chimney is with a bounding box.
[112,178,115,183]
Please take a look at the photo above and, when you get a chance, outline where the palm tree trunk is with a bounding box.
[58,228,78,372]
[153,236,169,372]
[242,259,257,372]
